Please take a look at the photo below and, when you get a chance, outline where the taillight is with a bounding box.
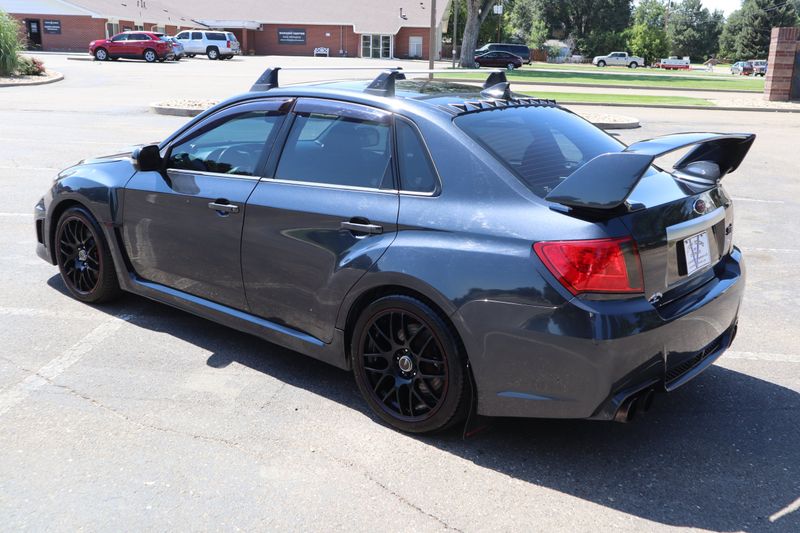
[226,40,231,48]
[533,237,643,295]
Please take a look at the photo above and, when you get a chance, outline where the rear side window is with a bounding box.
[455,106,623,198]
[191,32,203,40]
[168,108,286,176]
[207,32,226,41]
[276,111,392,189]
[396,119,437,193]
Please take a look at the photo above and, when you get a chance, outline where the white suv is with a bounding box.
[174,30,241,60]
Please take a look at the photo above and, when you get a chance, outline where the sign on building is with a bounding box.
[277,28,306,45]
[43,20,62,34]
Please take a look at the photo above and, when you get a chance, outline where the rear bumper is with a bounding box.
[455,247,745,420]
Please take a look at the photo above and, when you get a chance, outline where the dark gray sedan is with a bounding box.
[34,68,753,433]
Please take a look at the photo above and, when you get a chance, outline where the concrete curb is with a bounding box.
[589,118,640,129]
[66,56,95,62]
[437,77,760,94]
[558,100,800,113]
[0,72,64,87]
[150,104,206,117]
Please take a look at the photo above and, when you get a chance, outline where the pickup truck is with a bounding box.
[592,51,644,68]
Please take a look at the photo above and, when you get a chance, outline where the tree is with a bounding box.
[460,0,495,67]
[533,0,633,56]
[627,23,670,65]
[667,0,723,60]
[718,9,744,60]
[633,0,668,28]
[736,0,798,58]
[0,9,22,76]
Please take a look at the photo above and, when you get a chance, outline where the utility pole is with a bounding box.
[429,0,437,78]
[451,0,458,68]
[494,2,503,43]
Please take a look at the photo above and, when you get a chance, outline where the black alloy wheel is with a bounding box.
[352,295,469,433]
[55,206,121,303]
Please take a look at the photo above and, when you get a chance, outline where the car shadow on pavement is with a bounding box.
[47,277,800,532]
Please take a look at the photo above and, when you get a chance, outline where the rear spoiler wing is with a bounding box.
[545,132,755,212]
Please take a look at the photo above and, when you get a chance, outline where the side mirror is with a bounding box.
[132,144,163,172]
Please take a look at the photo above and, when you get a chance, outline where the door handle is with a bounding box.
[208,201,239,214]
[340,221,383,235]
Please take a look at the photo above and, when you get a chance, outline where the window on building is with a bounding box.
[106,22,120,38]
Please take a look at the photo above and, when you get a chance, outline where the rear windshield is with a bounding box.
[455,106,623,198]
[226,32,238,41]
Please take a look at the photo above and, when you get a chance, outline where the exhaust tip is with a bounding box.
[614,394,641,423]
[641,389,655,413]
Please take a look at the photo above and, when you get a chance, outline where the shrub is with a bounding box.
[16,55,45,75]
[0,9,22,76]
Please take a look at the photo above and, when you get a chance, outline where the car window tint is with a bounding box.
[111,34,127,42]
[168,111,284,176]
[396,120,437,193]
[456,106,624,198]
[276,112,391,189]
[191,32,203,40]
[207,32,226,41]
[176,32,188,40]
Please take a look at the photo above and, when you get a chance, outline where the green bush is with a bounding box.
[16,55,45,76]
[0,10,22,76]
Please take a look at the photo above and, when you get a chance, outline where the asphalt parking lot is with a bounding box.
[1,54,799,532]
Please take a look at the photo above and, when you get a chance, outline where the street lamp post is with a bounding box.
[451,0,458,68]
[494,3,503,43]
[429,0,437,78]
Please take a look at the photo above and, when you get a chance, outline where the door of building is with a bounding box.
[361,34,392,58]
[409,36,423,58]
[25,19,42,50]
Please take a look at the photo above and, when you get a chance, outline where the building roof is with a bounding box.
[0,0,91,16]
[1,0,448,33]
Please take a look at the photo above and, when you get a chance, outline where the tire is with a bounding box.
[351,295,470,434]
[187,53,195,58]
[629,61,638,69]
[597,60,606,67]
[55,206,121,304]
[207,47,219,60]
[94,48,108,61]
[507,62,516,70]
[143,49,157,63]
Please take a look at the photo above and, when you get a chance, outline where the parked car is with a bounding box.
[750,59,767,76]
[174,30,240,60]
[731,61,754,76]
[474,51,523,69]
[475,43,531,63]
[90,31,174,62]
[593,51,644,68]
[34,67,753,434]
[163,36,185,60]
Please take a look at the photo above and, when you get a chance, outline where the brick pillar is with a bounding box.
[764,26,800,102]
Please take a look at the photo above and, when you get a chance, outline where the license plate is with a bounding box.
[683,231,711,275]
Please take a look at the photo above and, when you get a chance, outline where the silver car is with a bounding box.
[161,36,184,60]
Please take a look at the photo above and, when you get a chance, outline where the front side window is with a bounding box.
[396,119,437,193]
[168,107,286,176]
[455,106,623,198]
[176,32,189,40]
[276,106,392,189]
[110,34,127,42]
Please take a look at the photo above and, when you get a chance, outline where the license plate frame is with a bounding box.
[683,230,712,276]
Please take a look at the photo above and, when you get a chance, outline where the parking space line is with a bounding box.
[744,247,800,253]
[770,496,800,522]
[731,196,785,204]
[0,213,33,217]
[0,313,132,417]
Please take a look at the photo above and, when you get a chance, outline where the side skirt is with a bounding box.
[122,274,349,370]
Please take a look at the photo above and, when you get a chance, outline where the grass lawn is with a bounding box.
[524,61,736,76]
[518,90,715,107]
[448,68,764,92]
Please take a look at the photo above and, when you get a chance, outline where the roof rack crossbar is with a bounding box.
[250,66,406,92]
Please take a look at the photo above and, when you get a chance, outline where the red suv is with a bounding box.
[90,32,174,63]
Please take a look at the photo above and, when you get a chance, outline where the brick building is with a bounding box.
[0,0,447,59]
